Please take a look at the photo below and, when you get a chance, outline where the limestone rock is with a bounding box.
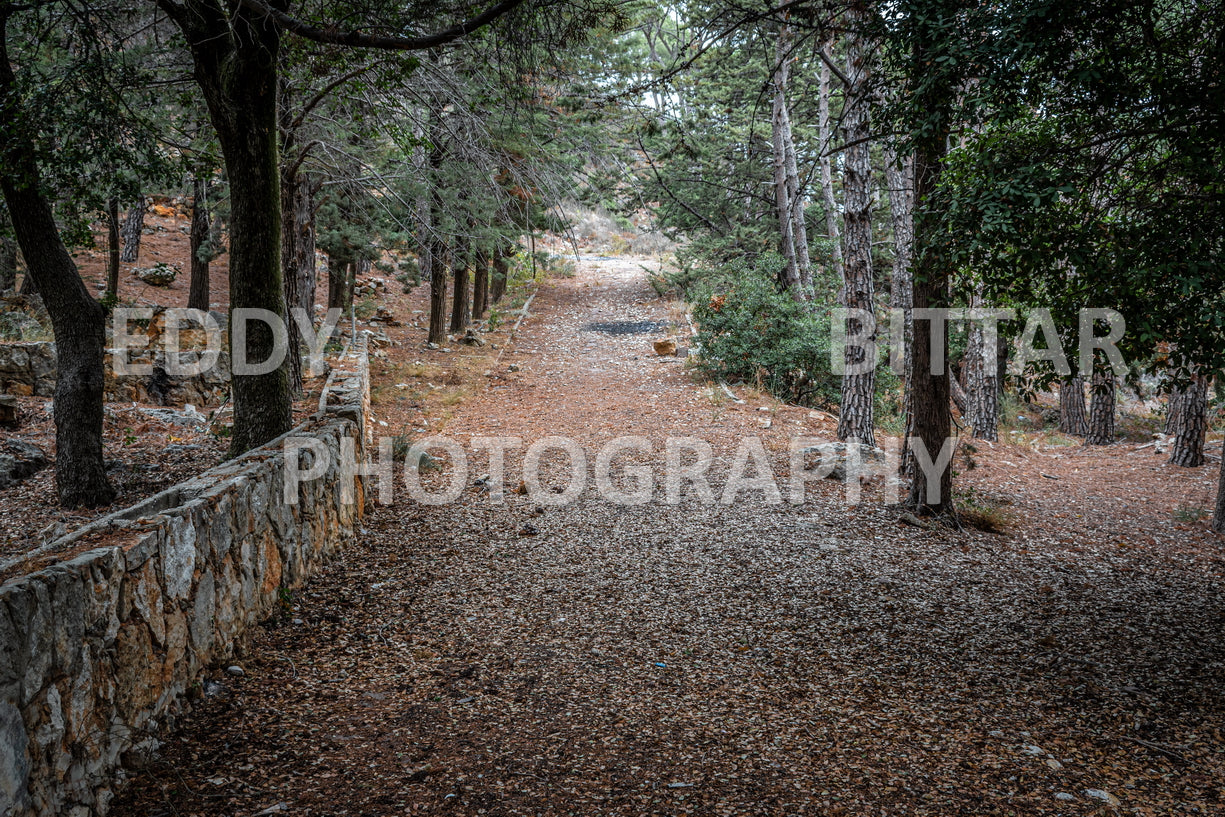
[0,439,48,489]
[0,700,32,813]
[133,263,179,287]
[653,338,677,356]
[801,441,886,482]
[369,305,400,326]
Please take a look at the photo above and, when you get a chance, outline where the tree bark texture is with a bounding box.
[770,42,800,297]
[884,146,914,356]
[775,24,810,291]
[1059,375,1088,436]
[904,18,953,515]
[281,172,316,394]
[884,144,914,465]
[427,103,449,345]
[1084,369,1116,445]
[428,243,448,345]
[1167,374,1208,467]
[491,241,510,305]
[120,195,146,263]
[449,236,471,333]
[472,248,489,320]
[837,10,876,447]
[818,47,844,282]
[106,197,121,297]
[327,257,352,313]
[188,175,211,312]
[413,110,433,322]
[964,290,999,441]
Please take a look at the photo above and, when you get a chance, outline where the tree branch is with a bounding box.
[818,46,851,88]
[636,134,726,237]
[600,0,825,105]
[237,0,526,51]
[291,64,374,132]
[287,139,322,178]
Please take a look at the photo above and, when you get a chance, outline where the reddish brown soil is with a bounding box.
[69,206,232,309]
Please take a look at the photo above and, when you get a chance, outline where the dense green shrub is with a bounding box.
[691,256,842,409]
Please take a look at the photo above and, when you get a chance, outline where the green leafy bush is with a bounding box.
[691,256,841,409]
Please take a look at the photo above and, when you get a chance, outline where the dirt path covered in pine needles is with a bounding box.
[116,257,1225,816]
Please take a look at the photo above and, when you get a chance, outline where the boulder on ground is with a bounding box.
[653,338,677,356]
[370,305,401,326]
[0,438,49,488]
[134,263,178,287]
[801,440,887,482]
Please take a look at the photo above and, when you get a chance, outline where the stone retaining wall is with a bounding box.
[2,309,233,405]
[0,344,55,399]
[0,341,230,406]
[0,337,370,817]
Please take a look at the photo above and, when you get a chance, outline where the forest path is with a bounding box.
[117,256,1225,816]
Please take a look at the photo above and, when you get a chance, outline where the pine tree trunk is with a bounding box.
[965,332,999,440]
[175,0,292,456]
[426,102,448,345]
[775,24,810,291]
[1084,370,1116,445]
[281,172,316,395]
[449,237,471,333]
[884,146,914,346]
[0,205,18,292]
[472,248,489,320]
[904,22,954,515]
[0,18,114,507]
[120,195,146,263]
[326,256,344,312]
[1167,374,1208,467]
[1059,375,1088,435]
[964,289,999,440]
[188,175,211,312]
[106,197,121,298]
[884,144,914,463]
[413,110,432,320]
[428,242,448,345]
[770,33,801,298]
[949,373,968,416]
[491,242,510,304]
[325,260,350,316]
[836,11,876,447]
[818,47,844,281]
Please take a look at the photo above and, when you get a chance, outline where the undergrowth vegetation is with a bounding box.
[679,253,900,417]
[689,260,840,410]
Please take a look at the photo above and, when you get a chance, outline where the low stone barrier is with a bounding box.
[0,337,370,817]
[0,343,55,399]
[0,309,232,405]
[0,341,229,406]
